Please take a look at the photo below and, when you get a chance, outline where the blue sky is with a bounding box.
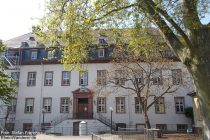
[0,0,209,41]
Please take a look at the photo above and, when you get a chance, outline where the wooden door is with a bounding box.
[78,104,88,119]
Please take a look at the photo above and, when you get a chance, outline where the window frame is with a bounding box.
[155,97,165,114]
[97,70,107,86]
[27,72,36,86]
[60,97,69,113]
[115,70,125,86]
[177,124,188,132]
[172,69,182,85]
[31,50,38,60]
[79,71,88,86]
[61,71,71,86]
[135,97,143,114]
[24,98,34,113]
[174,97,185,114]
[116,97,126,113]
[152,69,162,85]
[98,48,105,58]
[43,98,52,113]
[44,71,53,86]
[97,97,106,113]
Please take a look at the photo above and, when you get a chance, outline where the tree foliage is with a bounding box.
[0,40,16,104]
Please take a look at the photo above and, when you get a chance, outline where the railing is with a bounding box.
[3,55,20,69]
[96,114,116,131]
[51,114,70,126]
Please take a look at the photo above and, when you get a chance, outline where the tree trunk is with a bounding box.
[144,111,151,129]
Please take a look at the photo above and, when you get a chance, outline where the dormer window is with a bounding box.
[31,51,37,60]
[98,49,105,58]
[99,39,106,45]
[47,50,54,59]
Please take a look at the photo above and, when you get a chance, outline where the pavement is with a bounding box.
[36,134,92,140]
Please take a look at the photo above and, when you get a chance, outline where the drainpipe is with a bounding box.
[39,62,44,131]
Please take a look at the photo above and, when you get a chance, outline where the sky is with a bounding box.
[0,0,46,41]
[0,0,209,41]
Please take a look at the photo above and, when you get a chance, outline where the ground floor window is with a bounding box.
[23,123,32,132]
[156,124,167,132]
[5,123,15,132]
[177,124,188,132]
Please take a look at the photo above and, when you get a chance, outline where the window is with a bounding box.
[11,72,20,86]
[43,98,52,113]
[27,72,36,86]
[98,49,105,57]
[155,97,165,114]
[25,98,34,113]
[116,97,125,113]
[134,70,143,85]
[80,71,88,86]
[152,69,162,85]
[31,51,37,60]
[23,123,32,132]
[7,100,16,113]
[97,70,107,86]
[172,69,182,85]
[97,97,106,113]
[156,124,167,131]
[99,39,106,44]
[61,71,71,86]
[115,70,125,85]
[44,71,53,86]
[47,50,54,59]
[5,123,15,132]
[135,97,143,113]
[60,98,69,113]
[175,97,185,113]
[177,124,188,132]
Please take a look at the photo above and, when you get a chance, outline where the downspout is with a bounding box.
[39,61,44,130]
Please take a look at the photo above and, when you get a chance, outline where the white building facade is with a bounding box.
[2,33,193,135]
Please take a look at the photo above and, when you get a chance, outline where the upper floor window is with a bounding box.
[44,71,53,86]
[31,51,37,60]
[98,49,105,58]
[155,97,165,114]
[7,99,16,113]
[43,98,52,113]
[60,98,69,113]
[115,70,125,86]
[25,98,34,113]
[80,71,88,86]
[135,97,143,113]
[134,70,143,85]
[27,72,36,86]
[172,69,182,85]
[97,97,106,113]
[99,39,106,45]
[47,50,54,59]
[62,71,71,86]
[152,69,162,85]
[11,72,20,86]
[97,70,107,86]
[116,97,126,113]
[175,97,185,113]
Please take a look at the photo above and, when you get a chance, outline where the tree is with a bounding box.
[0,40,16,104]
[36,0,210,139]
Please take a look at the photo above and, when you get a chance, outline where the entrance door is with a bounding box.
[78,98,88,119]
[73,121,80,136]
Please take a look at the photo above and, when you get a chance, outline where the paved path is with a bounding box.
[36,134,92,140]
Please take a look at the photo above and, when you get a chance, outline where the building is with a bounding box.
[1,32,194,135]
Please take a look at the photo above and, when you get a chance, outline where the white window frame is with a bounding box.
[25,98,34,113]
[60,98,69,113]
[116,97,125,113]
[43,98,52,113]
[175,97,185,113]
[47,51,54,59]
[44,71,53,86]
[27,72,36,86]
[135,97,143,113]
[152,69,162,85]
[155,97,165,114]
[97,97,106,113]
[98,49,105,58]
[62,71,71,86]
[80,71,88,86]
[31,51,37,60]
[97,70,107,86]
[172,69,182,85]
